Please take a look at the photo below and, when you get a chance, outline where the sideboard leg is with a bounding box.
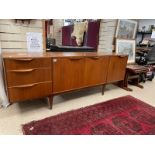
[102,84,106,95]
[47,96,53,109]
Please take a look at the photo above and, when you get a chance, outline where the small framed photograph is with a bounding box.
[116,39,136,63]
[115,19,138,39]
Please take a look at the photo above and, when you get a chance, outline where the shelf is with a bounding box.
[136,47,152,53]
[137,31,152,35]
[137,31,152,45]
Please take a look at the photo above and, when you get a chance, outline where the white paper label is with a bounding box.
[26,32,43,52]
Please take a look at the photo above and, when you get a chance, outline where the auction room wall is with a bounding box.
[0,40,9,107]
[0,19,44,52]
[52,19,64,45]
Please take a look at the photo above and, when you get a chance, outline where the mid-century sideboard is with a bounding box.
[2,51,128,109]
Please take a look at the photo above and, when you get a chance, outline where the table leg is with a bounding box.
[122,71,133,91]
[102,84,106,95]
[47,96,53,109]
[136,84,144,88]
[132,78,144,89]
[115,73,133,91]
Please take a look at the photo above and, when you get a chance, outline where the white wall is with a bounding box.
[0,41,9,107]
[0,19,44,52]
[98,19,145,51]
[53,19,64,45]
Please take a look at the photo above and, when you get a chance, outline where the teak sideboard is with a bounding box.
[2,52,128,109]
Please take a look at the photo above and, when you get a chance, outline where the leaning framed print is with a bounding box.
[115,19,138,39]
[116,39,136,63]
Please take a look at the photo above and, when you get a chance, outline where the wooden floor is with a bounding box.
[0,80,155,135]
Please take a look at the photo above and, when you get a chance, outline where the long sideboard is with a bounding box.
[2,52,128,109]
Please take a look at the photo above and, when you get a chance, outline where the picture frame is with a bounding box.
[115,19,138,39]
[116,39,136,63]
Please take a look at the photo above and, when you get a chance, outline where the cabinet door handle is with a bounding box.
[12,83,37,88]
[89,56,100,59]
[14,58,33,61]
[118,55,127,58]
[10,69,36,73]
[69,57,83,60]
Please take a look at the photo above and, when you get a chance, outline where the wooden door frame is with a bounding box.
[42,19,46,51]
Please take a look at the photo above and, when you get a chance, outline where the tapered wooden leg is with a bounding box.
[102,84,106,95]
[47,96,53,109]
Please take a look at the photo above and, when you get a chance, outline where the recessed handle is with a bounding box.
[88,56,100,59]
[14,58,33,61]
[69,57,83,60]
[12,83,37,88]
[118,55,127,58]
[10,69,36,73]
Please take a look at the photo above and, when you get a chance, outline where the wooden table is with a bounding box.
[123,64,148,91]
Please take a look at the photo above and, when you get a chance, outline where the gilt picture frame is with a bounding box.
[116,39,136,63]
[115,19,138,39]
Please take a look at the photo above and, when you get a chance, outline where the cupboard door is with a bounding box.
[106,56,128,83]
[84,56,109,86]
[53,57,85,93]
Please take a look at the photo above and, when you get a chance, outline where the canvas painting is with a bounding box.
[116,39,135,63]
[116,19,138,39]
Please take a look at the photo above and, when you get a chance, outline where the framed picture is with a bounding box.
[115,19,138,39]
[116,39,136,63]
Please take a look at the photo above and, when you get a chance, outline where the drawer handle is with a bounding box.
[69,57,83,60]
[10,69,36,73]
[14,58,33,61]
[12,83,37,88]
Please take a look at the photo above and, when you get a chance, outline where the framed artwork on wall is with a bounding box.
[115,19,138,39]
[116,39,136,63]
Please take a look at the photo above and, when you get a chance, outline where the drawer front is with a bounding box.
[8,81,52,102]
[6,68,52,87]
[4,58,51,70]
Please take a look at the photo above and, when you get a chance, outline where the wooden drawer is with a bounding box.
[4,58,51,70]
[8,81,52,102]
[6,68,52,87]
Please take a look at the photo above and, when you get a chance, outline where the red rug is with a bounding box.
[22,95,155,135]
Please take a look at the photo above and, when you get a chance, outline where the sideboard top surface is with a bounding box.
[2,51,127,59]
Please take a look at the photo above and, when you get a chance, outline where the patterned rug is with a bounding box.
[22,95,155,135]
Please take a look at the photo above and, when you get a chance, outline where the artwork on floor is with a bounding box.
[115,19,138,39]
[116,39,135,63]
[22,95,155,135]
